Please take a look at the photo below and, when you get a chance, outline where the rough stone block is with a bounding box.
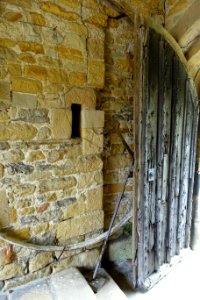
[40,2,80,20]
[1,149,24,163]
[87,38,104,59]
[8,64,21,76]
[0,191,10,228]
[0,262,24,280]
[19,41,44,54]
[0,123,37,141]
[81,128,103,155]
[56,210,104,239]
[82,8,108,27]
[12,77,42,94]
[76,156,103,173]
[85,187,103,211]
[30,12,46,26]
[29,253,53,273]
[65,87,96,109]
[18,109,49,123]
[51,109,72,138]
[0,81,10,102]
[24,65,47,81]
[81,109,104,128]
[39,176,77,194]
[0,163,4,178]
[69,72,87,86]
[88,60,105,88]
[0,111,9,122]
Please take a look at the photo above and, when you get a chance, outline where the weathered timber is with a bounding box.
[166,54,179,262]
[93,159,134,279]
[136,28,198,289]
[155,38,165,271]
[185,94,199,247]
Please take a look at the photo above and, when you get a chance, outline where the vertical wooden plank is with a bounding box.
[155,38,165,270]
[185,91,199,247]
[172,60,186,255]
[134,16,148,289]
[166,54,179,262]
[162,42,173,264]
[146,29,159,276]
[177,79,191,251]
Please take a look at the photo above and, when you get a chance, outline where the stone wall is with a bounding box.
[0,0,110,289]
[97,16,134,228]
[0,0,166,290]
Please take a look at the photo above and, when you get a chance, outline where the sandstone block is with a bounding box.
[27,151,45,162]
[88,60,105,88]
[12,92,37,108]
[0,38,17,48]
[13,184,36,197]
[0,81,10,102]
[78,172,95,189]
[18,109,49,123]
[24,65,47,81]
[4,12,23,22]
[1,149,24,163]
[64,23,88,36]
[0,124,37,140]
[8,64,21,76]
[0,262,24,280]
[87,38,104,59]
[76,156,103,173]
[39,176,77,193]
[106,155,130,170]
[83,0,97,8]
[31,223,49,235]
[51,109,72,138]
[0,111,10,122]
[20,53,36,64]
[81,109,104,128]
[20,207,35,216]
[29,252,53,273]
[12,77,42,93]
[19,41,44,54]
[0,191,10,228]
[81,128,103,155]
[63,199,85,219]
[65,87,96,108]
[47,68,68,84]
[40,2,80,20]
[0,163,4,178]
[6,227,30,240]
[86,187,103,211]
[62,32,86,52]
[69,72,87,86]
[37,127,51,140]
[30,12,46,26]
[56,210,104,239]
[0,66,7,79]
[83,8,108,28]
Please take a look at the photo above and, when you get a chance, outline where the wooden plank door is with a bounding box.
[136,28,199,289]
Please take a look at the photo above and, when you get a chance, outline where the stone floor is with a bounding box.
[0,249,199,300]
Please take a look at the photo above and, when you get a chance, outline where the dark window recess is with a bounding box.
[71,104,81,138]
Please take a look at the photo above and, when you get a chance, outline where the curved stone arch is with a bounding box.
[105,0,198,96]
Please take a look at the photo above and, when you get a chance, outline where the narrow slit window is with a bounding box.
[71,104,81,138]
